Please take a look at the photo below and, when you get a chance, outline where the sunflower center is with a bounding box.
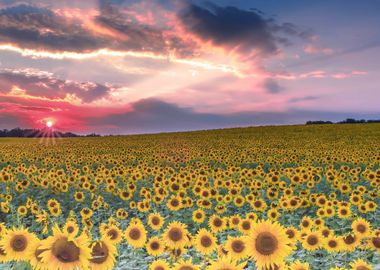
[286,229,295,239]
[52,237,80,263]
[178,266,194,270]
[150,241,160,250]
[242,221,251,230]
[328,240,337,248]
[231,240,245,253]
[343,235,355,244]
[372,237,380,248]
[213,218,222,227]
[168,228,183,242]
[129,228,141,240]
[11,235,27,252]
[154,267,165,270]
[357,224,366,233]
[67,226,75,234]
[356,266,370,270]
[107,229,118,240]
[151,217,160,225]
[255,232,278,255]
[90,242,109,264]
[307,235,318,246]
[200,236,212,247]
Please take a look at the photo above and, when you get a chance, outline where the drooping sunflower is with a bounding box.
[89,237,117,270]
[247,220,292,270]
[0,227,37,261]
[124,221,147,249]
[351,218,372,238]
[148,212,164,231]
[193,228,217,255]
[146,236,165,257]
[350,258,372,270]
[206,256,247,270]
[39,225,91,270]
[163,221,189,249]
[224,236,249,260]
[149,259,171,270]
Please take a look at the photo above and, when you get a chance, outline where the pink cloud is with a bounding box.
[304,44,334,55]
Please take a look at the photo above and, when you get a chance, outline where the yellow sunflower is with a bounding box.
[101,225,123,245]
[351,218,371,238]
[247,220,292,270]
[148,212,164,231]
[207,256,246,270]
[124,221,147,249]
[146,236,165,257]
[0,227,37,261]
[149,259,171,270]
[350,258,372,270]
[209,215,227,233]
[163,221,189,249]
[172,258,200,270]
[89,237,117,270]
[26,241,48,270]
[193,228,217,255]
[289,260,310,270]
[39,225,91,270]
[224,236,249,260]
[301,232,322,251]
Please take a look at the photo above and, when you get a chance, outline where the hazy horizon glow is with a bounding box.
[0,0,379,134]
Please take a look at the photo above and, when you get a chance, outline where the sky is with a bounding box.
[0,0,379,134]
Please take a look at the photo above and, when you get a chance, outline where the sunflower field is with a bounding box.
[0,124,379,270]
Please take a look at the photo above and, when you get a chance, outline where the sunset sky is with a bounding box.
[0,0,379,134]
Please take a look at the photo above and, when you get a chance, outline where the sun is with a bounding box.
[46,120,53,128]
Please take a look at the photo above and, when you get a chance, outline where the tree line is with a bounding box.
[306,118,380,125]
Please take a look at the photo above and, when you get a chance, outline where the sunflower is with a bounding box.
[207,256,246,270]
[352,218,371,238]
[367,234,380,252]
[163,221,189,249]
[192,209,206,224]
[193,229,217,255]
[0,227,37,261]
[148,212,164,230]
[289,260,310,270]
[350,259,372,270]
[340,233,359,251]
[224,236,249,260]
[89,238,117,270]
[149,259,171,270]
[301,232,322,251]
[27,241,49,270]
[239,218,253,234]
[324,236,342,253]
[146,236,165,257]
[125,221,147,248]
[172,259,200,270]
[39,225,91,270]
[101,225,123,245]
[229,215,241,229]
[209,215,227,233]
[247,220,292,269]
[63,220,79,238]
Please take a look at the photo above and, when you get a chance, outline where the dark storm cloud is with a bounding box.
[0,69,113,102]
[178,2,311,56]
[263,78,284,94]
[87,98,380,134]
[0,4,106,52]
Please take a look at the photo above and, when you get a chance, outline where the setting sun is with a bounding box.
[46,120,53,128]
